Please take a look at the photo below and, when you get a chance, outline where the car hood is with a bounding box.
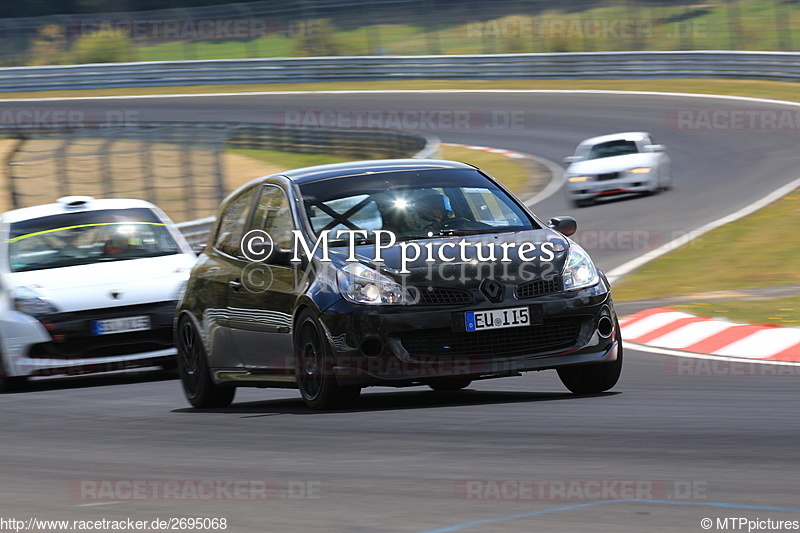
[330,228,571,288]
[567,153,655,175]
[6,253,197,312]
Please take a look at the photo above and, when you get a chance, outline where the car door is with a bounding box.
[203,186,260,369]
[227,184,301,371]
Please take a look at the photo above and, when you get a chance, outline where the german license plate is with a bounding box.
[91,316,151,335]
[465,307,530,332]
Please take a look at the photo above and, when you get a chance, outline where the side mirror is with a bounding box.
[644,144,665,153]
[563,155,583,165]
[548,216,577,237]
[243,240,296,267]
[266,245,297,267]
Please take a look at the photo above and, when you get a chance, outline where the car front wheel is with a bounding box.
[0,358,27,393]
[177,317,235,408]
[294,310,360,410]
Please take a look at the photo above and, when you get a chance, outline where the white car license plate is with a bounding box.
[91,316,151,335]
[465,307,530,332]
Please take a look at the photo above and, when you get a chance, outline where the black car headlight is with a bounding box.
[562,243,600,291]
[337,263,411,305]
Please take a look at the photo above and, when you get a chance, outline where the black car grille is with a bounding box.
[597,172,620,181]
[395,318,581,358]
[28,330,174,359]
[29,301,177,359]
[411,287,474,305]
[515,276,562,299]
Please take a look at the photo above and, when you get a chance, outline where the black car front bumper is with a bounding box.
[318,280,619,387]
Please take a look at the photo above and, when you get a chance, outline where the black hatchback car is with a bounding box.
[175,160,621,409]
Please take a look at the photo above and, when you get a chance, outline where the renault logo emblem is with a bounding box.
[479,279,505,303]
[110,290,122,300]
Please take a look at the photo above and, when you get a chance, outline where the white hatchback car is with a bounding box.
[0,196,197,391]
[563,132,671,207]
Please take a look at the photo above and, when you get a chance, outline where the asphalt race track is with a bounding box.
[2,92,800,532]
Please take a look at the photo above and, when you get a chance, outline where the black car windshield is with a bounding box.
[580,139,640,160]
[8,208,180,272]
[299,168,537,245]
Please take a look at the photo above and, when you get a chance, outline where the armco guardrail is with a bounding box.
[226,122,437,160]
[176,216,216,250]
[2,51,800,92]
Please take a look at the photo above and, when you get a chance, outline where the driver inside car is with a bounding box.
[379,190,455,236]
[413,192,452,225]
[405,191,454,233]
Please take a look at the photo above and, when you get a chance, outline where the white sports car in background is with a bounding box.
[563,132,671,207]
[0,196,197,391]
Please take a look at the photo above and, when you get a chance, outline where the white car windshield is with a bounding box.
[8,208,180,272]
[580,139,640,160]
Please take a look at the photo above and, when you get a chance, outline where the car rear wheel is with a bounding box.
[294,310,360,410]
[557,340,623,395]
[177,317,235,408]
[428,378,472,392]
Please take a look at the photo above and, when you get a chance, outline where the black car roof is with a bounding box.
[278,159,478,185]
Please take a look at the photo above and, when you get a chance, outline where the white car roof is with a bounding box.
[1,197,161,224]
[577,132,650,147]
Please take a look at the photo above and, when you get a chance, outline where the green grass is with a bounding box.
[135,36,296,62]
[13,0,800,68]
[110,2,800,62]
[439,145,532,195]
[613,188,800,302]
[674,297,800,327]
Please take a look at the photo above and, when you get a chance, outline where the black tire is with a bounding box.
[0,373,27,393]
[0,355,27,393]
[557,340,623,395]
[428,378,472,392]
[176,317,235,408]
[294,310,360,410]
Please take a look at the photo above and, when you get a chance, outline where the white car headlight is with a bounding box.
[562,243,599,291]
[627,167,652,174]
[12,286,59,316]
[337,263,410,305]
[567,174,593,183]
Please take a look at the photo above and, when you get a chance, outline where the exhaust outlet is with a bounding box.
[598,315,614,338]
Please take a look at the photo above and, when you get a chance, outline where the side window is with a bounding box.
[214,187,258,258]
[462,187,525,227]
[251,185,295,250]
